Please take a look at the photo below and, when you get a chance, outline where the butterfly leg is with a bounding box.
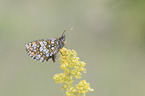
[52,54,57,63]
[64,41,67,48]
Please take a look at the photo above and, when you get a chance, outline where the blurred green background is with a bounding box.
[0,0,145,96]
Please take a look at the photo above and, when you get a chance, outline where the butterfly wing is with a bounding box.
[26,38,60,62]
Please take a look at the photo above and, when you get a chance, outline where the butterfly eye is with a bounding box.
[62,35,65,41]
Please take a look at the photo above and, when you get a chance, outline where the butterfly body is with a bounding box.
[26,34,65,63]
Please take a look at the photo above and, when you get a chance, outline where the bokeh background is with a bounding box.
[0,0,145,96]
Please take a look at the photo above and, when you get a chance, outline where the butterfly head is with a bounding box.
[59,29,66,48]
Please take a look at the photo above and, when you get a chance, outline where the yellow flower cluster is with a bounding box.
[75,80,94,95]
[53,48,94,96]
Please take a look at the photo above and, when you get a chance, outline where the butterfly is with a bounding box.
[26,30,66,63]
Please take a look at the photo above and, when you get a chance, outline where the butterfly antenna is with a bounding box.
[62,29,66,36]
[62,27,73,35]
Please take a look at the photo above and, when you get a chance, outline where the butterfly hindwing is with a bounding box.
[26,38,60,62]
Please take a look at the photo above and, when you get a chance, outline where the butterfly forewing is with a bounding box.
[26,38,60,62]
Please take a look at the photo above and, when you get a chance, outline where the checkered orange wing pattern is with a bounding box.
[26,32,65,63]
